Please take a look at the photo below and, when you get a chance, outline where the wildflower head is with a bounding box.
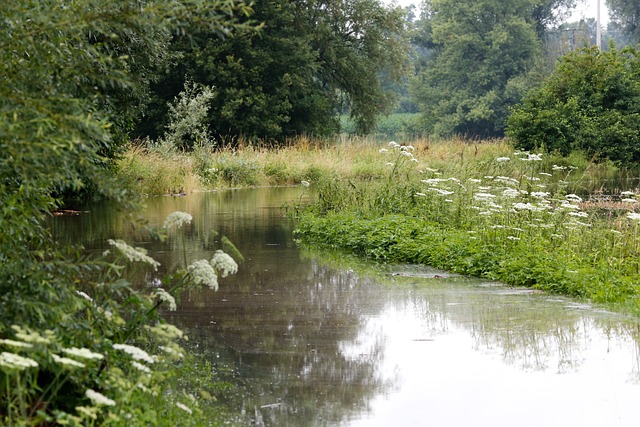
[52,354,86,369]
[211,250,238,278]
[107,239,160,270]
[85,389,116,406]
[301,180,310,188]
[175,402,192,414]
[155,288,177,311]
[113,343,155,364]
[163,211,193,229]
[62,347,104,361]
[187,259,218,291]
[0,352,38,372]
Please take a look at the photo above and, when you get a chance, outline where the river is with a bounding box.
[51,187,640,426]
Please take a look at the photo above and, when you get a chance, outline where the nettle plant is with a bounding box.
[0,211,238,426]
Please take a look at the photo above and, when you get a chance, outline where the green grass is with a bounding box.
[293,142,640,315]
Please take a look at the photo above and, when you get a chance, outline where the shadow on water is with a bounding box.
[51,187,640,427]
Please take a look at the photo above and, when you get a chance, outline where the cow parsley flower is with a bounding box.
[0,352,38,371]
[63,347,104,361]
[155,288,177,311]
[496,157,510,162]
[176,402,192,414]
[85,389,116,406]
[131,361,151,374]
[502,188,520,198]
[565,194,583,202]
[76,291,93,302]
[52,354,85,369]
[187,259,219,290]
[11,326,54,345]
[569,211,589,218]
[530,192,550,199]
[211,250,238,278]
[113,344,155,364]
[108,239,160,270]
[163,211,193,229]
[300,180,310,188]
[0,339,33,349]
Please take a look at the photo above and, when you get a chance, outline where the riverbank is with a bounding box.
[116,137,516,195]
[288,141,640,315]
[117,137,640,313]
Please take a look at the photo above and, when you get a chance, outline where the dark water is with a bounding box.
[52,188,640,426]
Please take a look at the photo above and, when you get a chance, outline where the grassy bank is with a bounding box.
[116,136,640,313]
[117,136,611,195]
[290,140,640,314]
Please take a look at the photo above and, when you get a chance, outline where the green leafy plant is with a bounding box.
[507,44,640,165]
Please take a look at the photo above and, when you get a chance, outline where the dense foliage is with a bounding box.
[507,45,640,165]
[0,0,250,424]
[138,0,410,145]
[294,141,640,314]
[408,0,576,138]
[607,0,640,45]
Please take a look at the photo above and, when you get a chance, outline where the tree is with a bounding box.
[138,0,410,144]
[0,1,251,423]
[607,0,640,45]
[409,0,543,137]
[506,45,640,165]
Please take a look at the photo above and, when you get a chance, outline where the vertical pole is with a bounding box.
[596,0,602,48]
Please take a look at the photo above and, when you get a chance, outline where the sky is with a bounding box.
[386,0,610,27]
[571,0,609,27]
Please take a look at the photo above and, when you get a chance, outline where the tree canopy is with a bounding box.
[138,0,410,144]
[507,45,640,165]
[408,0,579,138]
[607,0,640,45]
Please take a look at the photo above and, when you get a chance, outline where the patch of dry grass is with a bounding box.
[115,136,521,195]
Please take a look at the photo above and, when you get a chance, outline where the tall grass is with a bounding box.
[116,137,522,195]
[293,141,640,314]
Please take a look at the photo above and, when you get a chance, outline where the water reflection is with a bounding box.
[51,188,640,426]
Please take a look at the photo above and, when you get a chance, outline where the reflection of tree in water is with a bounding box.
[168,261,392,427]
[51,187,640,423]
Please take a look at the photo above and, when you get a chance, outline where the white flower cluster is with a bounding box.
[175,402,193,414]
[146,323,184,341]
[85,389,116,406]
[163,211,193,229]
[211,250,238,278]
[0,351,38,371]
[0,339,33,349]
[62,347,104,361]
[11,325,55,345]
[155,288,177,311]
[52,354,85,369]
[187,259,219,291]
[107,239,161,270]
[113,344,155,364]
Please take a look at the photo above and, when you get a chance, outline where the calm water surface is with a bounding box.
[53,188,640,426]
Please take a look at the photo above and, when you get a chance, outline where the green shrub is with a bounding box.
[507,45,640,165]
